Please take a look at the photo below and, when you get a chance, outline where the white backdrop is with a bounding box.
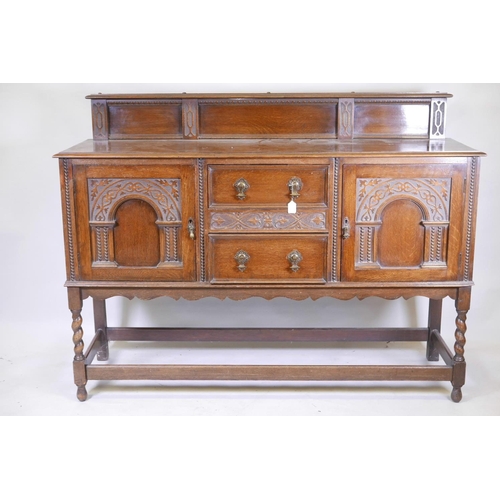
[1,83,498,341]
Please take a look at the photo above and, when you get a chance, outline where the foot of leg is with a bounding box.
[97,341,109,361]
[451,387,462,403]
[77,385,88,402]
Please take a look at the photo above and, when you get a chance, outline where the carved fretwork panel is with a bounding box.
[430,98,447,138]
[342,161,466,282]
[87,178,182,268]
[73,160,197,282]
[210,211,327,231]
[354,176,451,270]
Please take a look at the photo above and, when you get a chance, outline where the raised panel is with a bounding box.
[341,160,466,282]
[199,100,337,138]
[354,102,430,138]
[114,200,161,267]
[377,199,425,267]
[209,235,327,283]
[108,101,182,139]
[73,161,197,281]
[208,164,328,207]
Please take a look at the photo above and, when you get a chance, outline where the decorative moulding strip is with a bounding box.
[354,99,431,104]
[63,160,76,280]
[338,98,354,140]
[182,99,199,139]
[200,99,338,105]
[91,100,109,140]
[106,100,183,106]
[463,157,477,281]
[198,159,206,282]
[332,159,339,282]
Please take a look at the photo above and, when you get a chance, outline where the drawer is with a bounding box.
[208,235,328,283]
[208,164,328,207]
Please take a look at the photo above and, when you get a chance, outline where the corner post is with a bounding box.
[68,287,87,401]
[451,287,471,402]
[93,299,109,361]
[427,299,442,361]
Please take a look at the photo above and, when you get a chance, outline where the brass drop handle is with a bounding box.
[188,218,195,240]
[234,178,250,200]
[234,249,250,272]
[287,249,303,272]
[288,177,303,200]
[342,217,351,239]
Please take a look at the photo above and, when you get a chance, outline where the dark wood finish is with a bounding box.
[209,234,328,283]
[72,159,197,282]
[55,138,483,159]
[93,299,109,361]
[341,158,467,282]
[107,327,429,342]
[426,299,442,361]
[55,93,484,402]
[108,100,182,139]
[87,364,452,382]
[353,101,430,138]
[199,101,338,138]
[85,93,455,141]
[208,162,328,207]
[114,199,161,266]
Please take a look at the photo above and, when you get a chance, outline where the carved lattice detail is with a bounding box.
[355,177,452,269]
[88,178,182,266]
[183,100,198,138]
[358,226,374,263]
[92,102,107,140]
[339,100,353,138]
[210,211,326,231]
[429,226,445,263]
[356,178,451,222]
[163,226,180,262]
[430,99,446,138]
[88,178,181,223]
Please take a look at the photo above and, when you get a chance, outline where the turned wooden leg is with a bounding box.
[93,298,109,361]
[426,299,442,361]
[451,288,471,403]
[68,288,87,402]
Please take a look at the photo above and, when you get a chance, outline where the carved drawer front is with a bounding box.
[209,209,327,232]
[208,235,328,283]
[73,161,197,281]
[208,164,328,207]
[341,160,467,282]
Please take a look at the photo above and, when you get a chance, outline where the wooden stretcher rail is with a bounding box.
[107,327,429,343]
[86,364,453,382]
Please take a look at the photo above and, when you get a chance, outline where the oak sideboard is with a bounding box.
[55,92,484,402]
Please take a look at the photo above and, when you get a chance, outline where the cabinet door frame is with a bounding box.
[72,159,198,282]
[340,157,467,282]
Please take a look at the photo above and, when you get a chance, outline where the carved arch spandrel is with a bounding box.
[355,177,452,269]
[87,178,182,267]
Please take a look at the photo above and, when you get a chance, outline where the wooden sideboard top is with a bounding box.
[55,138,485,159]
[86,92,454,99]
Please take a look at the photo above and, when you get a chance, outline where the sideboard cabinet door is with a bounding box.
[72,160,197,281]
[341,158,467,282]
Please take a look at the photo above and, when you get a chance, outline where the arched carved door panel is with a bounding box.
[74,160,197,281]
[341,160,466,282]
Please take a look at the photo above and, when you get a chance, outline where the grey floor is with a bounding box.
[2,297,499,416]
